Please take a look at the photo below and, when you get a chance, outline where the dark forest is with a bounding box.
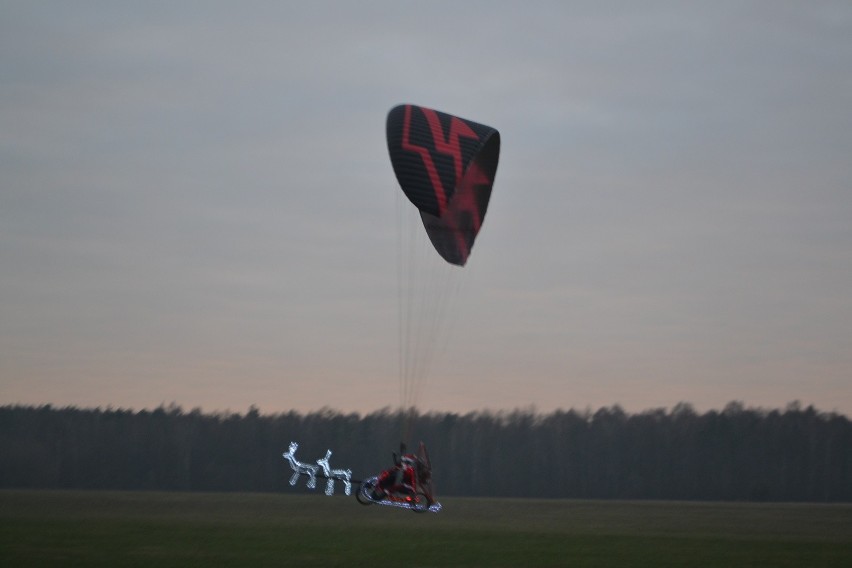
[1,402,849,502]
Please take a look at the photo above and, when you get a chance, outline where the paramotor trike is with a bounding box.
[356,442,441,513]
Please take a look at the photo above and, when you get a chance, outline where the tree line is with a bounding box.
[1,402,849,502]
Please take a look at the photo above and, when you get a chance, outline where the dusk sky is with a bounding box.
[2,1,851,416]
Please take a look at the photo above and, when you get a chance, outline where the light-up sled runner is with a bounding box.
[355,476,442,513]
[356,442,441,513]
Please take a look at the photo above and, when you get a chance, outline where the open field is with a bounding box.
[2,490,851,567]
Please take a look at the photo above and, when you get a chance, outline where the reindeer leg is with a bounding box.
[330,469,352,495]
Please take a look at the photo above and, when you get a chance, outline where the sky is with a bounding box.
[2,1,851,416]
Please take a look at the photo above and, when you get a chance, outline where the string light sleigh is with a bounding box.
[282,440,441,513]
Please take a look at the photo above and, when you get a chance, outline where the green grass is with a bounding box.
[2,490,851,567]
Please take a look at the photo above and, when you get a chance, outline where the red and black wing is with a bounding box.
[387,104,500,266]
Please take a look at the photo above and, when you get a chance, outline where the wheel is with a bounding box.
[356,480,376,506]
[410,491,431,513]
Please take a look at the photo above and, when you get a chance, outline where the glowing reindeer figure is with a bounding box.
[282,441,318,489]
[316,449,353,496]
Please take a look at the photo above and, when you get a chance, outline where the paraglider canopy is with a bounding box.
[387,104,500,266]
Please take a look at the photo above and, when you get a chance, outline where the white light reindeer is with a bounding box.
[282,441,318,489]
[316,449,353,496]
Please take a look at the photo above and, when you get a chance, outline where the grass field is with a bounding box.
[2,490,851,567]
